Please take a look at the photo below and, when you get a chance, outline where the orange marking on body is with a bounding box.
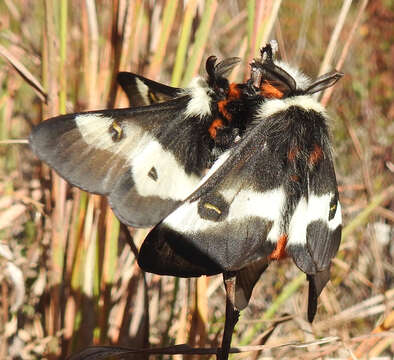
[288,147,299,161]
[290,175,300,182]
[217,83,241,121]
[218,100,231,120]
[269,234,288,260]
[309,144,323,165]
[260,80,284,99]
[208,118,223,139]
[228,83,241,100]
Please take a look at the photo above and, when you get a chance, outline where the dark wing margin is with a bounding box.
[117,72,181,107]
[137,227,224,277]
[307,268,330,322]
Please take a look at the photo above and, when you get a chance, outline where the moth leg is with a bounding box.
[218,272,240,360]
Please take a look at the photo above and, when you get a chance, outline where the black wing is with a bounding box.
[117,72,181,107]
[30,95,218,227]
[139,99,342,317]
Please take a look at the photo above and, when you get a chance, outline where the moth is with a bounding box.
[138,43,343,322]
[30,56,251,228]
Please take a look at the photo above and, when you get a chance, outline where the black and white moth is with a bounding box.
[30,56,250,228]
[30,43,343,323]
[138,43,343,322]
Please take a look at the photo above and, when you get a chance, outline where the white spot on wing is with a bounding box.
[136,78,149,105]
[288,193,339,246]
[256,96,327,121]
[288,197,308,246]
[75,114,113,146]
[75,113,145,159]
[181,77,212,118]
[131,137,200,200]
[164,187,286,240]
[76,113,200,201]
[307,193,331,222]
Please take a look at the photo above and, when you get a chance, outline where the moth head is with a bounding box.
[249,42,344,98]
[205,55,241,99]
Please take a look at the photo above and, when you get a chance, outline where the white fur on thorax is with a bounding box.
[180,77,213,118]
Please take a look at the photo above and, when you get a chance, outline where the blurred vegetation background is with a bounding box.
[0,0,393,359]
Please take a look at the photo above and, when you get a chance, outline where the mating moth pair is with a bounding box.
[30,42,343,322]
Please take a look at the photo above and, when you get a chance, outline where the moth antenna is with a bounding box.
[205,55,218,82]
[305,70,344,94]
[214,57,241,77]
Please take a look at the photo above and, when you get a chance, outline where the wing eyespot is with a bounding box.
[109,121,124,142]
[328,196,338,220]
[148,166,158,181]
[148,90,159,103]
[197,192,229,222]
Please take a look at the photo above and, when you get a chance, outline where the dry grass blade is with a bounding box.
[246,1,282,75]
[147,0,178,78]
[350,311,394,359]
[0,204,26,230]
[85,0,100,108]
[315,289,394,331]
[321,0,369,106]
[67,333,394,360]
[317,0,353,77]
[181,0,218,85]
[0,44,47,102]
[0,139,29,144]
[171,0,198,86]
[257,0,282,56]
[342,185,394,240]
[65,340,345,360]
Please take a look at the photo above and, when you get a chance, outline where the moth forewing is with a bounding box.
[29,100,206,227]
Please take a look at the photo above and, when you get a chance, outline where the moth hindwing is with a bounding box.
[117,71,181,107]
[139,44,343,322]
[30,56,244,228]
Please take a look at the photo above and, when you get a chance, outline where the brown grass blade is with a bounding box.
[0,44,47,102]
